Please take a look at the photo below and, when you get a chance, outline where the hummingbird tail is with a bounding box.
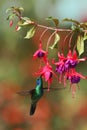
[30,103,36,116]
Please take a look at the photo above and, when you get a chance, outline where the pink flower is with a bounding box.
[33,41,48,62]
[52,52,66,85]
[66,69,87,97]
[54,50,86,73]
[34,61,57,90]
[65,50,86,68]
[52,50,86,87]
[52,52,66,74]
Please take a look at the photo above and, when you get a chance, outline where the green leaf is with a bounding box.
[18,18,34,26]
[77,35,84,56]
[18,7,24,12]
[63,18,80,25]
[15,7,24,15]
[24,26,36,39]
[46,16,59,27]
[80,22,87,30]
[83,33,87,41]
[49,33,60,49]
[6,13,16,20]
[22,17,30,21]
[71,24,77,31]
[52,18,59,27]
[18,21,29,26]
[6,7,13,13]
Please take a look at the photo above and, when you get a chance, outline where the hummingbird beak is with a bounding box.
[43,87,66,91]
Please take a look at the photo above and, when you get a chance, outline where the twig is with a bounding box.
[39,28,48,41]
[46,30,57,51]
[37,24,72,32]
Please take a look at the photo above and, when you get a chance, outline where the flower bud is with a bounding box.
[10,20,13,27]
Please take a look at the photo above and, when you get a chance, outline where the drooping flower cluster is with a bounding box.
[35,61,57,91]
[33,41,87,97]
[53,50,87,97]
[33,41,57,90]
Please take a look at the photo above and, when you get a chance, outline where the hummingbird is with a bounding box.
[17,75,44,116]
[17,75,65,116]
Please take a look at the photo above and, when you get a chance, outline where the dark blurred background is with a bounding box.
[0,0,87,130]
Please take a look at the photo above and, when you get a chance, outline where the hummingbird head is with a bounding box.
[36,76,43,86]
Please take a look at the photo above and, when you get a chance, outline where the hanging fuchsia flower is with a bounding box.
[52,52,66,74]
[64,50,77,70]
[55,50,86,72]
[64,50,86,70]
[66,69,87,97]
[34,61,57,90]
[53,50,86,87]
[52,52,67,86]
[33,41,48,61]
[67,69,86,83]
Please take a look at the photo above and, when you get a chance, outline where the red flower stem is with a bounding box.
[68,32,74,49]
[61,31,73,52]
[46,30,57,51]
[73,34,79,51]
[39,28,48,41]
[73,41,77,51]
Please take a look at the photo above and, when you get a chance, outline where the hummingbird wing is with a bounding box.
[17,89,35,96]
[17,86,65,96]
[17,89,38,116]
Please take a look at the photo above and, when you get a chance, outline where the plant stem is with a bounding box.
[37,24,72,32]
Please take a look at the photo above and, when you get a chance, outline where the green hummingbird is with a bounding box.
[17,75,65,116]
[17,75,44,116]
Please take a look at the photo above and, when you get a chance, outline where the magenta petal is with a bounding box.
[33,50,40,58]
[76,72,86,79]
[45,71,50,81]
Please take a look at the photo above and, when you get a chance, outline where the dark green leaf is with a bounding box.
[49,33,60,49]
[24,26,36,39]
[52,18,59,27]
[80,22,87,30]
[46,16,59,27]
[63,18,80,25]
